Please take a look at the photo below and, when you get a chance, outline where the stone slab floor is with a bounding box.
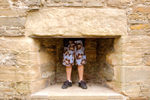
[31,84,127,100]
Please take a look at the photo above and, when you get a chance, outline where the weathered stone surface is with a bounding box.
[8,0,41,11]
[0,52,17,67]
[0,17,25,27]
[0,0,150,99]
[115,66,150,97]
[31,84,127,100]
[83,0,105,7]
[0,26,25,36]
[15,82,30,94]
[121,35,150,50]
[106,52,122,66]
[118,35,150,66]
[127,4,150,35]
[132,6,150,14]
[0,0,10,9]
[130,24,150,30]
[143,54,150,66]
[63,0,83,6]
[122,52,143,66]
[0,17,26,36]
[0,52,41,82]
[30,79,50,93]
[0,9,26,17]
[107,0,131,8]
[45,0,63,6]
[112,65,150,97]
[0,37,42,82]
[26,8,127,37]
[6,0,132,8]
[0,37,40,52]
[120,66,150,83]
[38,48,56,80]
[128,13,148,24]
[0,0,148,12]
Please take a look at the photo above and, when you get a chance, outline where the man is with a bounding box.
[62,38,87,89]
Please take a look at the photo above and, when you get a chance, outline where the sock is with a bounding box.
[78,80,82,83]
[68,80,72,83]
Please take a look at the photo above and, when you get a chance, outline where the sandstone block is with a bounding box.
[26,8,127,37]
[121,35,150,52]
[15,82,30,94]
[120,66,150,83]
[0,17,26,27]
[128,13,148,24]
[114,66,150,97]
[148,14,150,20]
[45,0,62,6]
[143,54,150,66]
[0,9,26,17]
[85,50,96,60]
[113,66,121,83]
[30,79,50,93]
[0,52,17,68]
[107,0,131,8]
[109,35,150,66]
[106,52,122,66]
[130,24,150,30]
[0,26,25,36]
[0,37,40,52]
[0,63,41,81]
[83,0,105,7]
[8,0,41,10]
[0,0,10,9]
[63,0,83,7]
[0,81,14,97]
[27,0,41,6]
[0,70,16,81]
[133,6,150,13]
[0,37,42,81]
[129,30,148,35]
[122,51,143,66]
[129,97,149,100]
[121,82,142,97]
[99,66,114,81]
[0,49,49,81]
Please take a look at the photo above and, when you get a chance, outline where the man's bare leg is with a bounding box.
[78,65,87,89]
[78,65,84,81]
[62,65,72,89]
[66,66,72,81]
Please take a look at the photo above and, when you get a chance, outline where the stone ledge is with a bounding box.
[26,8,127,37]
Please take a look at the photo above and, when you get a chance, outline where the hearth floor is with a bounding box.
[31,83,127,100]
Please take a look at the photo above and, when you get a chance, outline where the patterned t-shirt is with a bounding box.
[63,38,85,47]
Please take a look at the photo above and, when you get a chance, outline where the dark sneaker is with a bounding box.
[62,80,72,89]
[78,80,87,89]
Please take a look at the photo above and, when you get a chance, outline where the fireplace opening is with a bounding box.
[34,38,116,87]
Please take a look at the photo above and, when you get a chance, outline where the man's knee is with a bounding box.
[66,66,72,68]
[78,65,84,68]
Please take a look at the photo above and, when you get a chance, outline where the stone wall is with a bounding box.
[0,0,150,99]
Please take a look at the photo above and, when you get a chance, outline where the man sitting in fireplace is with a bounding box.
[62,38,87,89]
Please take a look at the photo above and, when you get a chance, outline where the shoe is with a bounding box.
[62,80,72,89]
[78,80,87,89]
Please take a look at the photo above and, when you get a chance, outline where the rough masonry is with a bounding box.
[0,0,150,100]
